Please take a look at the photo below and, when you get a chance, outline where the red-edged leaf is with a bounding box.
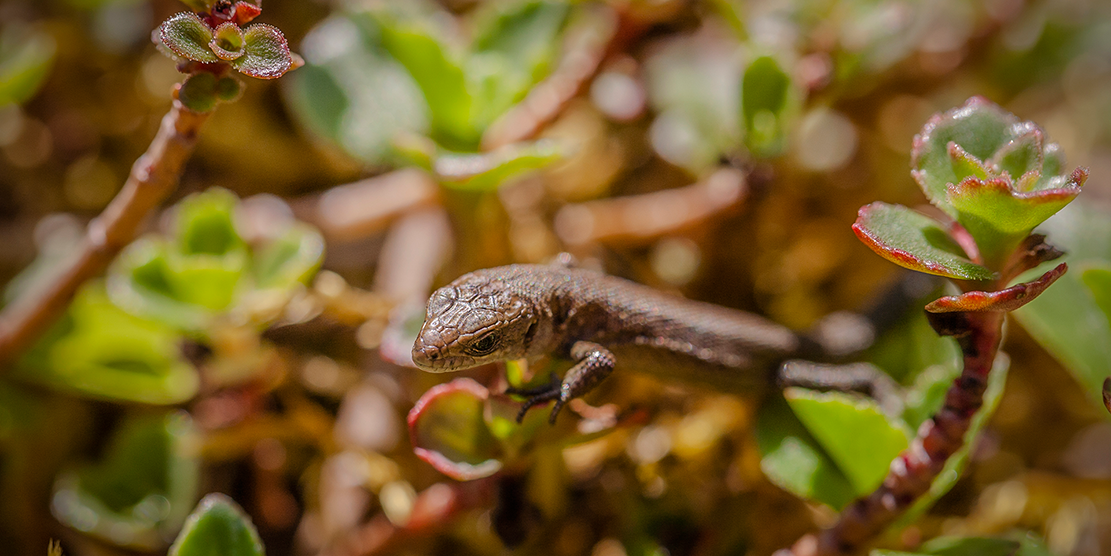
[209,22,245,61]
[991,124,1044,185]
[159,12,219,64]
[925,263,1067,313]
[947,173,1083,267]
[234,23,293,79]
[232,2,262,25]
[912,97,1020,216]
[408,378,503,480]
[852,202,995,281]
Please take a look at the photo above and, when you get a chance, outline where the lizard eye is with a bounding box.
[468,333,499,356]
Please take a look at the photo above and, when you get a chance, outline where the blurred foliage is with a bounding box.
[2,0,1111,555]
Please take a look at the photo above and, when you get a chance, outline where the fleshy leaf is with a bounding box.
[852,202,995,281]
[177,72,220,113]
[159,12,219,64]
[741,55,792,157]
[232,2,262,25]
[108,239,219,331]
[946,174,1082,268]
[52,412,199,550]
[16,285,200,404]
[925,263,1067,313]
[784,388,910,495]
[210,22,245,61]
[756,396,856,510]
[990,126,1044,185]
[378,20,475,147]
[467,0,570,129]
[282,14,427,165]
[234,24,293,79]
[252,224,325,290]
[408,378,503,480]
[911,97,1019,216]
[946,143,990,184]
[435,139,565,191]
[215,76,243,102]
[169,493,264,556]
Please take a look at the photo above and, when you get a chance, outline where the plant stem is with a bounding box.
[789,310,1004,556]
[0,101,209,367]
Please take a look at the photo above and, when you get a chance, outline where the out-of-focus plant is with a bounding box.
[108,188,323,335]
[51,412,200,551]
[0,23,56,107]
[11,188,323,400]
[285,0,571,190]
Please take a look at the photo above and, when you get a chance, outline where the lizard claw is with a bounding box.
[514,388,563,424]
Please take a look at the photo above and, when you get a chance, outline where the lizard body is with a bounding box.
[412,263,882,422]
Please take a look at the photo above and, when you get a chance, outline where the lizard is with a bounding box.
[411,262,899,423]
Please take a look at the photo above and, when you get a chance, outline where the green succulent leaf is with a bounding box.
[210,22,245,61]
[756,396,857,510]
[990,126,1043,185]
[235,24,293,79]
[784,388,910,495]
[407,378,504,480]
[282,14,427,165]
[215,76,243,102]
[911,97,1020,216]
[169,493,264,556]
[159,12,219,64]
[177,72,220,113]
[434,139,565,191]
[853,202,995,281]
[741,55,792,157]
[252,224,325,290]
[52,412,200,550]
[946,173,1083,269]
[16,285,199,404]
[378,19,474,147]
[467,0,569,128]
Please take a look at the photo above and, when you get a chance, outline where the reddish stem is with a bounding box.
[0,101,209,367]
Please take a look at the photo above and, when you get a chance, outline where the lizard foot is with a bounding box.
[506,374,566,424]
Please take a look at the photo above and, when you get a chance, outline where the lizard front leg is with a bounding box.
[507,341,615,424]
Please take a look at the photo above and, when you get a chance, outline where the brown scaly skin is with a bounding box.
[412,263,894,423]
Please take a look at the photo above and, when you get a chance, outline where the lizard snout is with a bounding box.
[412,333,449,371]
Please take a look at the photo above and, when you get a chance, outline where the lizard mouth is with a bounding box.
[411,339,474,372]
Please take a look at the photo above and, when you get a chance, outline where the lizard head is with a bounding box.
[412,271,538,372]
